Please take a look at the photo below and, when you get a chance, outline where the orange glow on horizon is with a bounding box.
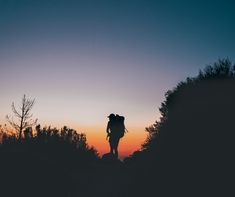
[81,125,148,158]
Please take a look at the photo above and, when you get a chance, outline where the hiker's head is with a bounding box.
[108,113,115,120]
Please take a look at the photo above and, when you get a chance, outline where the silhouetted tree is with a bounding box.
[6,94,37,140]
[126,58,235,196]
[143,58,235,153]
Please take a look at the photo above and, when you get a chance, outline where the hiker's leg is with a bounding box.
[109,138,114,154]
[114,147,118,159]
[109,143,113,154]
[114,138,120,159]
[110,146,114,154]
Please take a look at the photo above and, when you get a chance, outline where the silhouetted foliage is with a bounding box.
[144,58,235,152]
[1,124,99,164]
[126,58,235,196]
[0,125,99,197]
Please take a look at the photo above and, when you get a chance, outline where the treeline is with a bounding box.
[0,125,100,197]
[0,125,98,162]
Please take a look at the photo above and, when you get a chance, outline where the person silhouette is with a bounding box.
[106,113,121,159]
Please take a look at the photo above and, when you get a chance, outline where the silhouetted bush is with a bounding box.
[143,58,235,158]
[126,58,235,196]
[0,125,99,197]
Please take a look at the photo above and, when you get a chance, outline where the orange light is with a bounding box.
[85,126,147,158]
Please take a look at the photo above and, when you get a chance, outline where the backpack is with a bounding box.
[115,115,126,138]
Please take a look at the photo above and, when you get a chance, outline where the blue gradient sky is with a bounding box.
[0,0,234,155]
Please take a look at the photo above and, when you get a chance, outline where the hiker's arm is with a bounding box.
[106,122,110,134]
[106,122,110,140]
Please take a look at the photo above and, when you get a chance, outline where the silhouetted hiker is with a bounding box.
[106,113,126,159]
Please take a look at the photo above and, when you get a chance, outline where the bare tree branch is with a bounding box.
[6,94,37,140]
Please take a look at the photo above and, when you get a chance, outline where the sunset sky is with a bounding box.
[0,0,234,157]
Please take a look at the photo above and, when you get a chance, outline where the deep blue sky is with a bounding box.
[0,0,234,154]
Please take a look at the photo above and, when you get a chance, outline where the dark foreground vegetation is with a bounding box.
[0,59,234,197]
